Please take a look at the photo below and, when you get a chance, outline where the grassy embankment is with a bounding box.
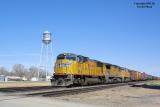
[143,80,160,89]
[0,81,51,88]
[145,80,160,86]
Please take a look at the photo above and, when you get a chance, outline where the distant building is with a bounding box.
[0,75,28,82]
[5,76,27,82]
[46,76,51,81]
[0,75,5,82]
[31,76,51,81]
[31,77,38,81]
[22,77,27,81]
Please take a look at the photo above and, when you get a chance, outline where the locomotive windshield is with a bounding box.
[57,56,65,60]
[57,54,76,61]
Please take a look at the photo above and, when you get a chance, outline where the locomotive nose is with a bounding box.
[55,60,73,74]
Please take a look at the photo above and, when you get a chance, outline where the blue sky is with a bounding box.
[0,0,159,76]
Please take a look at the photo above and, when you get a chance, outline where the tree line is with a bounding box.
[0,64,47,80]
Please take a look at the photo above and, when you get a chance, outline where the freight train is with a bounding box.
[50,53,158,86]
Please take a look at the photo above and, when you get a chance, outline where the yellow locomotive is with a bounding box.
[50,53,132,86]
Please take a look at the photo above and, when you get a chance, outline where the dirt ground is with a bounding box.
[0,81,160,107]
[54,85,160,107]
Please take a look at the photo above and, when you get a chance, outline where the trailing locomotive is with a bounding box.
[50,53,157,86]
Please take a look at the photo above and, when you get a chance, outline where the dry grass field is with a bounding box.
[1,80,159,88]
[0,81,51,88]
[145,80,160,86]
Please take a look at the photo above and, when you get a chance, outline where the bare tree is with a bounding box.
[0,66,9,76]
[26,66,38,80]
[39,69,46,78]
[0,64,48,81]
[27,66,46,80]
[23,68,29,80]
[12,64,25,77]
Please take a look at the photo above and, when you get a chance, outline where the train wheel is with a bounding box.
[80,77,88,86]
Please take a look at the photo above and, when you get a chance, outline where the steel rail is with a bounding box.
[26,82,139,97]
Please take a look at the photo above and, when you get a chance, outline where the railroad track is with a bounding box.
[26,82,139,97]
[0,86,59,93]
[0,81,144,97]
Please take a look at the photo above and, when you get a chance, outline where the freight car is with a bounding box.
[50,53,157,86]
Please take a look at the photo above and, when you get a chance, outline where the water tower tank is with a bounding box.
[42,31,52,44]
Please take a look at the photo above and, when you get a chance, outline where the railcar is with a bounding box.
[130,70,137,81]
[50,53,158,86]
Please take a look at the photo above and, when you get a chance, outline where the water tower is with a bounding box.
[39,31,53,81]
